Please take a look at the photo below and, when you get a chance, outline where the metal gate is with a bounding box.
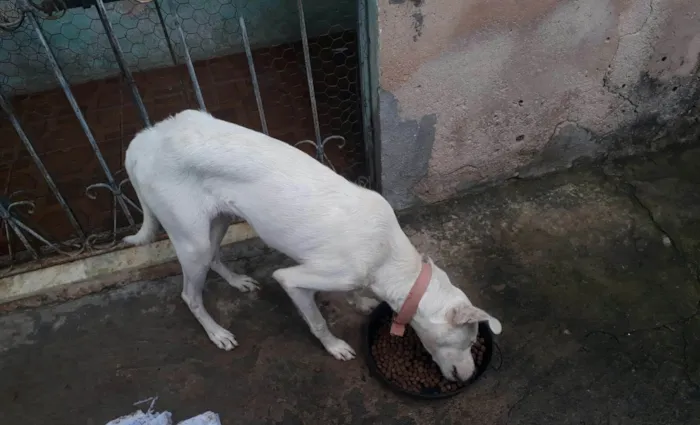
[0,0,376,275]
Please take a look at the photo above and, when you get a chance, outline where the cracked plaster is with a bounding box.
[377,0,700,209]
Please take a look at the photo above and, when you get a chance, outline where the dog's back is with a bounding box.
[126,109,341,187]
[125,109,396,268]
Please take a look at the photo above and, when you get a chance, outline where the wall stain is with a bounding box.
[456,71,700,198]
[388,0,425,41]
[379,89,437,210]
[412,11,425,41]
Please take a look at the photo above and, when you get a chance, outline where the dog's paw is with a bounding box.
[122,233,151,246]
[206,327,238,351]
[227,275,260,292]
[325,338,356,361]
[122,234,142,246]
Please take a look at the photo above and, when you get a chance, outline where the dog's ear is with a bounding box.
[446,303,503,335]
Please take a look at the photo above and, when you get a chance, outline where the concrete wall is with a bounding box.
[377,0,700,209]
[0,0,356,95]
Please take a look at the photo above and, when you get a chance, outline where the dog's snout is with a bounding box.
[451,366,460,381]
[447,361,476,382]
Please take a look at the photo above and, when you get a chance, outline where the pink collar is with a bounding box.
[390,262,433,336]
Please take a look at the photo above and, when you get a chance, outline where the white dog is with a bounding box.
[122,110,502,381]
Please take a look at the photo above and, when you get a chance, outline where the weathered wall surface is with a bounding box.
[378,0,700,209]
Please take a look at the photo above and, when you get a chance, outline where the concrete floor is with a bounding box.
[1,147,699,425]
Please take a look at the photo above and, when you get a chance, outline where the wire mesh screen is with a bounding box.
[0,0,368,272]
[248,0,365,183]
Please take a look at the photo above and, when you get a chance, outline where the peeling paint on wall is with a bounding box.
[377,0,700,209]
[379,89,436,210]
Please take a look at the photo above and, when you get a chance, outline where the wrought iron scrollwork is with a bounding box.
[0,0,371,272]
[0,193,64,262]
[27,0,66,20]
[84,173,142,250]
[295,136,369,188]
[295,135,347,173]
[0,0,24,32]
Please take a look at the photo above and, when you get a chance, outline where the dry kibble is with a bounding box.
[371,317,488,395]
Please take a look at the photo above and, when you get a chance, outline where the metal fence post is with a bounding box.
[0,91,85,240]
[164,0,206,111]
[240,16,268,135]
[296,0,323,162]
[94,0,151,127]
[23,7,135,225]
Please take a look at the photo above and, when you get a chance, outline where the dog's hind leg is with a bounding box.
[273,265,356,360]
[209,215,259,292]
[169,220,239,351]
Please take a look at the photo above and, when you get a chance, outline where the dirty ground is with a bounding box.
[1,147,699,425]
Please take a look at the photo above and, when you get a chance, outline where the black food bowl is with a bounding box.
[364,302,494,399]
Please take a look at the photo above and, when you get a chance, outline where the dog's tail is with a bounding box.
[123,159,159,246]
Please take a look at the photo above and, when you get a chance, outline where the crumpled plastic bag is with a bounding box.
[106,410,220,425]
[106,410,172,425]
[177,412,221,425]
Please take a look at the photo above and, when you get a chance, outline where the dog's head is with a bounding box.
[411,263,502,382]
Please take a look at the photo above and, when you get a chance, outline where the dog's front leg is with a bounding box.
[273,265,356,361]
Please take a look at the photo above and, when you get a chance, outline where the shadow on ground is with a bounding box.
[1,148,699,425]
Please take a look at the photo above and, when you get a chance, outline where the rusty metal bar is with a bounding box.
[152,0,192,107]
[23,9,135,225]
[239,16,268,135]
[295,0,323,162]
[0,91,86,240]
[0,200,39,260]
[164,0,206,111]
[153,0,178,65]
[94,0,151,127]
